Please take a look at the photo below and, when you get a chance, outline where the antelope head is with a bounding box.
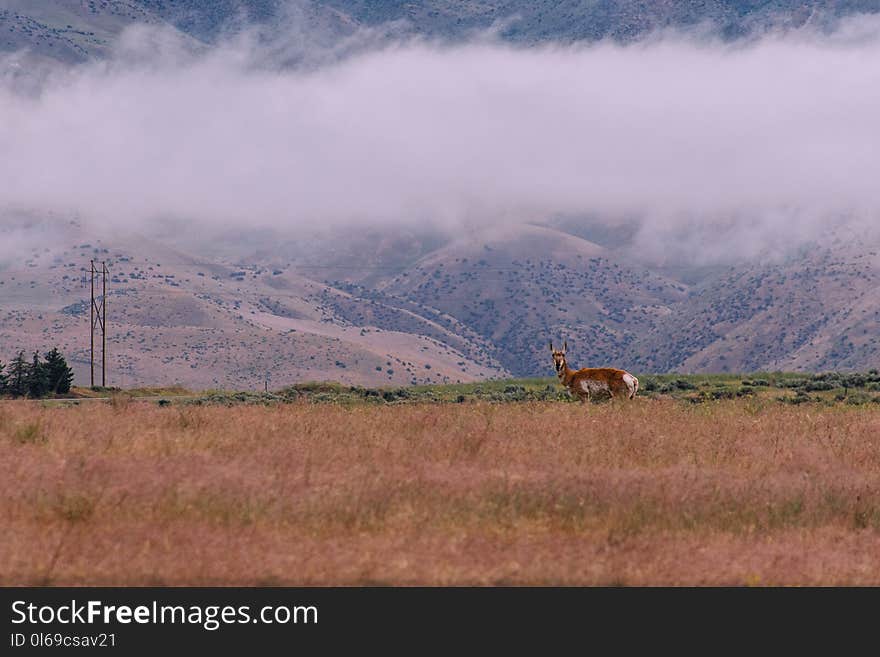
[549,340,568,375]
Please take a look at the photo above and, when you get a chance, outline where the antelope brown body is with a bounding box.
[550,341,638,403]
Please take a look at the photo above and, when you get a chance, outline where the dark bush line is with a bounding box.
[778,370,880,392]
[185,372,880,408]
[187,383,574,407]
[638,371,880,396]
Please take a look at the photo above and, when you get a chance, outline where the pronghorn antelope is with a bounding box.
[550,341,638,403]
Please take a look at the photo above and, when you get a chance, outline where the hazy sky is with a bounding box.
[3,17,880,264]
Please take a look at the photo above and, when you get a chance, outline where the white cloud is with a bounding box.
[3,16,880,263]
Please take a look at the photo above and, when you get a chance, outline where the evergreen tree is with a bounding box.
[44,348,74,395]
[0,360,7,395]
[26,351,48,398]
[8,351,29,398]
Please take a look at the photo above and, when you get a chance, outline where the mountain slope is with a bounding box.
[0,217,506,389]
[365,223,688,375]
[319,0,880,42]
[0,0,168,62]
[5,0,880,63]
[3,217,880,388]
[637,243,880,373]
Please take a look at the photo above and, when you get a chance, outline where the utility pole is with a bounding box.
[90,260,108,388]
[90,261,94,387]
[102,261,107,387]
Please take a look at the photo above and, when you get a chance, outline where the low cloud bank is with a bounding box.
[3,17,880,264]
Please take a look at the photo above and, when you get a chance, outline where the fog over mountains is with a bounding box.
[2,1,880,388]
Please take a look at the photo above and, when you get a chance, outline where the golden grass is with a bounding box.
[1,399,880,585]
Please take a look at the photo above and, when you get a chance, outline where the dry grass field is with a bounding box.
[2,398,880,585]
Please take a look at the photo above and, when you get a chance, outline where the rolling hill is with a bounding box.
[0,0,166,63]
[635,241,880,373]
[4,0,880,65]
[4,214,879,389]
[0,216,507,389]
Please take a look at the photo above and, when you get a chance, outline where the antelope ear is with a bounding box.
[563,340,567,354]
